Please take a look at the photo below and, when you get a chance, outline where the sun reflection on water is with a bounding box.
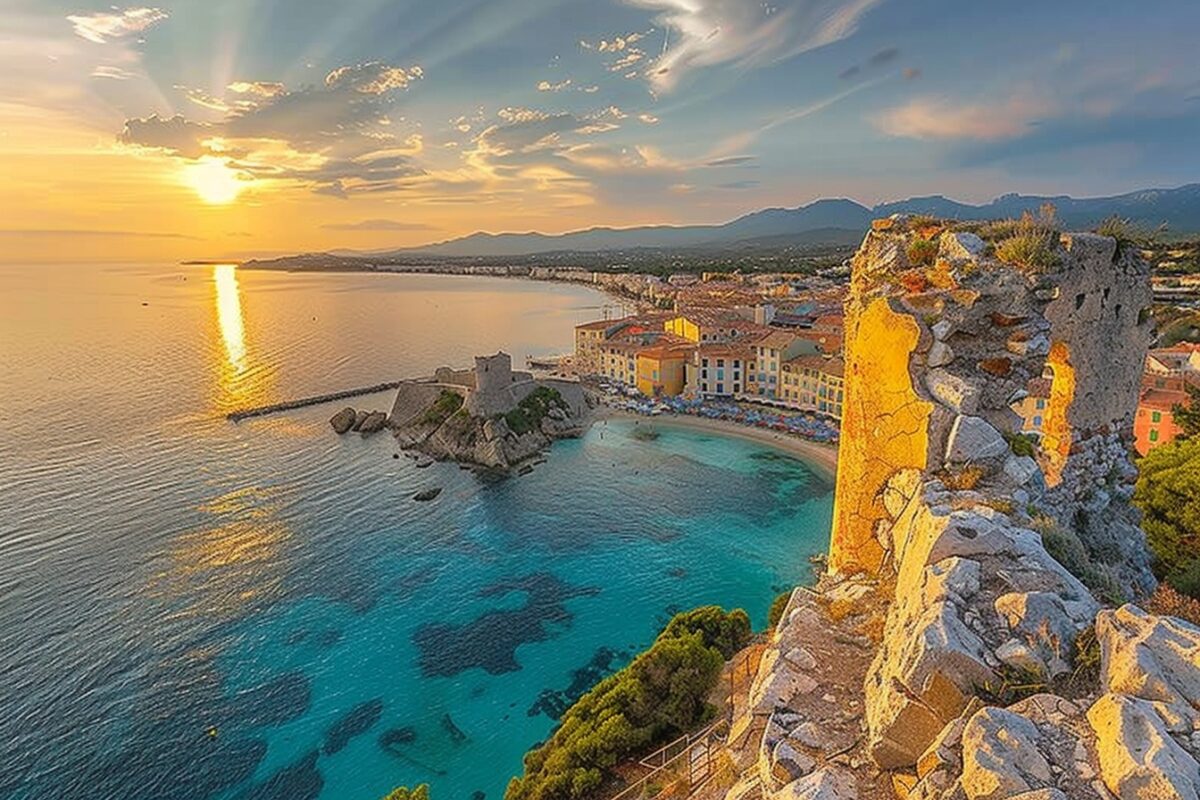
[214,264,246,372]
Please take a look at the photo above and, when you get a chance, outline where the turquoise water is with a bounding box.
[0,264,832,800]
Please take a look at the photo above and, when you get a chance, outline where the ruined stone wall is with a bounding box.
[731,216,1199,800]
[827,216,1157,772]
[830,219,1154,593]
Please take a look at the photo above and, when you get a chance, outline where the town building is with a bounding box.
[688,343,754,398]
[780,354,846,420]
[635,343,695,397]
[751,330,819,399]
[1133,344,1200,453]
[1012,376,1052,439]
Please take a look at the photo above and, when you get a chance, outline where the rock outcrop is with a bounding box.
[388,354,589,472]
[725,217,1200,800]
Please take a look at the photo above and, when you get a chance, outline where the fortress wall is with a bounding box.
[824,216,1157,771]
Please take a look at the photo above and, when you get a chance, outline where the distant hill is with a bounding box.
[333,184,1200,259]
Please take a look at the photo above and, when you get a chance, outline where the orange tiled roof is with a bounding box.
[1140,388,1189,411]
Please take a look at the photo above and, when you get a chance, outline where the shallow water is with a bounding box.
[0,264,832,800]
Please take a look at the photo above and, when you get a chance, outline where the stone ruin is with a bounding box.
[728,217,1200,800]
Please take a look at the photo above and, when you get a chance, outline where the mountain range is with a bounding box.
[352,184,1200,258]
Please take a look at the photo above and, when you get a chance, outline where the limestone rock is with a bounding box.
[351,409,369,431]
[945,415,1008,462]
[774,767,857,800]
[925,370,980,414]
[960,707,1052,800]
[330,407,357,434]
[358,411,388,434]
[940,232,987,263]
[1087,692,1200,800]
[1002,455,1040,487]
[771,739,817,785]
[927,341,955,368]
[1095,604,1200,716]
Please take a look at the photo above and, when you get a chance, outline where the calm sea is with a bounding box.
[0,264,832,800]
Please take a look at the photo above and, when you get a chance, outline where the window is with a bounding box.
[702,358,709,368]
[716,369,725,381]
[716,359,725,368]
[652,369,659,380]
[1150,429,1160,442]
[1036,399,1045,410]
[733,383,740,393]
[701,369,708,379]
[1152,411,1162,423]
[1033,415,1042,427]
[716,383,724,394]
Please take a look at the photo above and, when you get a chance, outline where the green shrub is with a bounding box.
[505,606,749,800]
[660,606,752,658]
[994,206,1061,273]
[906,237,938,267]
[1004,431,1038,458]
[423,390,463,425]
[1039,522,1089,576]
[506,387,567,435]
[1167,559,1200,599]
[1134,437,1200,599]
[384,786,429,800]
[767,591,792,629]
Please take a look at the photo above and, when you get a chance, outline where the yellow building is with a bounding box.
[780,354,846,420]
[636,345,693,397]
[598,339,640,386]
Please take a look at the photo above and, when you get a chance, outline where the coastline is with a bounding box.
[589,405,839,480]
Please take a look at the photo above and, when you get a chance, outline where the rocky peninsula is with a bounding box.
[329,351,589,472]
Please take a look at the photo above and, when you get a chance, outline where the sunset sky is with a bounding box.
[3,0,1199,262]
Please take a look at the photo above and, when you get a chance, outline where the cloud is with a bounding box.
[868,46,899,65]
[838,65,860,80]
[91,65,135,80]
[0,228,195,239]
[624,0,884,92]
[67,7,167,44]
[873,91,1052,142]
[537,79,573,92]
[227,81,285,97]
[118,61,427,195]
[324,62,422,94]
[704,155,756,167]
[716,179,760,189]
[321,219,435,231]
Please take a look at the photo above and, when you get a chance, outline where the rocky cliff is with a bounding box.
[727,217,1200,800]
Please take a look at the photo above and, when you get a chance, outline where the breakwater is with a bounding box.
[226,380,407,421]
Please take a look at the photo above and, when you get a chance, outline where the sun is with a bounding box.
[183,156,246,205]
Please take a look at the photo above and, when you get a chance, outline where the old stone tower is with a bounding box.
[830,218,1154,598]
[474,351,514,393]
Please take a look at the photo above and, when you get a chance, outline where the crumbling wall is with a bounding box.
[826,216,1158,773]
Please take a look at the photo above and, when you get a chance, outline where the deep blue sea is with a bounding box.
[0,264,833,800]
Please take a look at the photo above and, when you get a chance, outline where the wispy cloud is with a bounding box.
[321,219,435,231]
[873,91,1051,141]
[118,61,427,195]
[624,0,885,92]
[67,7,167,44]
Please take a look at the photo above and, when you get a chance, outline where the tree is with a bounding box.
[383,786,430,800]
[1134,437,1200,598]
[1170,382,1200,439]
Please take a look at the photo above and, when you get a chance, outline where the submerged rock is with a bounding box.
[413,487,442,502]
[330,407,357,434]
[358,411,388,434]
[323,699,384,755]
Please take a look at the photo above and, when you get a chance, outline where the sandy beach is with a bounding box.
[590,405,839,479]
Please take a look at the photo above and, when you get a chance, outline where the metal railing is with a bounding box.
[607,719,729,800]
